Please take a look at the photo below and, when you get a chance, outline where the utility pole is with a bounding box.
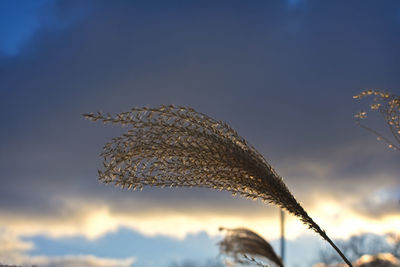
[280,209,285,264]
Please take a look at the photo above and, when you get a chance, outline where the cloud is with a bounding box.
[0,0,46,55]
[0,230,35,265]
[0,197,278,240]
[1,254,135,267]
[0,230,135,267]
[0,192,399,245]
[0,231,34,254]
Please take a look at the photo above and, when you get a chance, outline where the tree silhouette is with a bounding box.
[318,232,400,266]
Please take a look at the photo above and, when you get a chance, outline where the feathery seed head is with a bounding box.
[84,105,353,266]
[353,90,400,151]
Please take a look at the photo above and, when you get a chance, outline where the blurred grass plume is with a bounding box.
[219,227,283,267]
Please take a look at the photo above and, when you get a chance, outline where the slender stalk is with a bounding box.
[320,232,353,267]
[307,217,353,267]
[357,121,400,151]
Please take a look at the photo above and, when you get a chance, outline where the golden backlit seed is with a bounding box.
[86,104,378,266]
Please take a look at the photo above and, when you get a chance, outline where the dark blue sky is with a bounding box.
[0,1,399,267]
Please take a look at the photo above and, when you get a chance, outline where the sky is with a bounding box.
[0,0,399,266]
